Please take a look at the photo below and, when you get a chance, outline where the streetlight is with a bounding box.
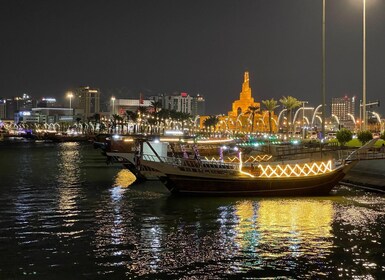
[302,101,308,139]
[321,0,326,139]
[111,96,116,115]
[67,92,73,113]
[362,0,367,131]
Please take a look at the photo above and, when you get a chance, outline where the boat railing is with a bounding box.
[142,154,239,175]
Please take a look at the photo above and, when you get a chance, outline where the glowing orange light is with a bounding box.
[257,160,333,178]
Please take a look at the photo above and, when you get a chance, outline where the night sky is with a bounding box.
[1,0,385,115]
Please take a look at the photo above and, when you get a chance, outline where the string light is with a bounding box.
[257,160,333,178]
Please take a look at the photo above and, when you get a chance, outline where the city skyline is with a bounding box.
[1,0,385,115]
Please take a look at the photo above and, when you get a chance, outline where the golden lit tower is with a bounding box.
[228,71,260,118]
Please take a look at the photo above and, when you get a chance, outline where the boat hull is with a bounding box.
[158,166,350,197]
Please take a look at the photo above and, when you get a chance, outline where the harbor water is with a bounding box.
[0,142,384,279]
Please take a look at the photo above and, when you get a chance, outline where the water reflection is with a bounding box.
[101,197,336,278]
[57,143,82,228]
[1,143,384,279]
[333,194,385,278]
[113,169,136,187]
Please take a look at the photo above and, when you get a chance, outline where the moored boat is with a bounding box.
[138,141,356,196]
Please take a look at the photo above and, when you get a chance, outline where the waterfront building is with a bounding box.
[110,98,152,116]
[37,97,57,108]
[0,95,36,122]
[151,92,205,116]
[32,108,73,123]
[74,86,101,119]
[0,99,6,120]
[331,95,355,130]
[191,94,205,116]
[15,108,73,124]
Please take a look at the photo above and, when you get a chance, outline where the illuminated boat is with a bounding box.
[104,135,237,181]
[139,148,356,196]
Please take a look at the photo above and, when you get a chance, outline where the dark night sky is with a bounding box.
[1,0,385,115]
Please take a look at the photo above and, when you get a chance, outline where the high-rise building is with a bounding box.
[74,86,100,119]
[191,94,205,116]
[331,96,355,121]
[152,92,205,116]
[0,99,6,120]
[37,97,57,108]
[3,97,25,120]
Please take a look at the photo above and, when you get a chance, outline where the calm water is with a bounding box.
[0,142,384,279]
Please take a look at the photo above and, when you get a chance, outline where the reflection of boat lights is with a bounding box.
[110,186,125,201]
[257,160,333,178]
[114,169,136,187]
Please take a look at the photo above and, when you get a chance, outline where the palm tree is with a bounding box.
[92,113,100,134]
[137,106,147,116]
[245,105,260,133]
[126,110,138,134]
[279,96,301,135]
[136,107,148,133]
[111,114,122,133]
[203,115,220,134]
[262,99,279,134]
[150,100,162,114]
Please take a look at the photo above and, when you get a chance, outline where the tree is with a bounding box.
[111,114,123,133]
[203,115,220,132]
[126,110,138,134]
[336,128,353,147]
[150,100,162,114]
[92,113,100,133]
[245,106,260,133]
[262,98,279,134]
[279,96,301,135]
[137,106,147,116]
[357,130,373,145]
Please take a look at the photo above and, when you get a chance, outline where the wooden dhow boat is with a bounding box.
[104,135,237,181]
[138,141,357,196]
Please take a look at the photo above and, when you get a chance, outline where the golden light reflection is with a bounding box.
[57,143,81,214]
[114,169,137,187]
[234,199,334,259]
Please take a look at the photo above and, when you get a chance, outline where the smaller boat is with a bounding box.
[138,141,356,196]
[104,135,237,181]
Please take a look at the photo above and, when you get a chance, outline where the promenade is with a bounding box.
[342,159,385,193]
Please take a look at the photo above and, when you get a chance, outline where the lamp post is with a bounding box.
[67,92,73,114]
[302,101,308,139]
[362,0,367,131]
[321,0,326,139]
[111,96,116,115]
